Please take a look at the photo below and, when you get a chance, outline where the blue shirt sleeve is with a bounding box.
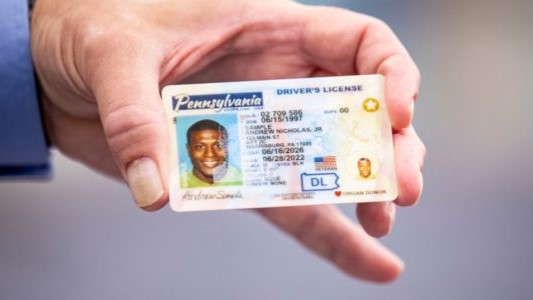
[0,0,51,178]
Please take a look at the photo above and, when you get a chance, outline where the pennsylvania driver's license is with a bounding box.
[162,75,397,212]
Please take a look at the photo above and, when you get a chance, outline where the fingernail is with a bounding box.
[126,157,164,208]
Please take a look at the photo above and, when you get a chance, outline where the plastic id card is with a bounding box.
[162,75,397,212]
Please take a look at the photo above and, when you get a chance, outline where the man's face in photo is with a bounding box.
[358,159,372,178]
[187,129,227,183]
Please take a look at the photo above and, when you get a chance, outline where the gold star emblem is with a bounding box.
[362,98,380,112]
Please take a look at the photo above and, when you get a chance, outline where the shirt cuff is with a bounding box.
[0,0,51,179]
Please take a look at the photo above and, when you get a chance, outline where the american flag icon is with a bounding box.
[314,156,337,169]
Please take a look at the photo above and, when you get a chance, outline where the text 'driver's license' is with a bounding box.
[163,75,397,211]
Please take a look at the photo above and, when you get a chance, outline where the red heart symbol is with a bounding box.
[334,191,342,197]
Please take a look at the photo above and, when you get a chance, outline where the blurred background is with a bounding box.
[1,0,533,299]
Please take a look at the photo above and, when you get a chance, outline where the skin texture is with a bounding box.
[31,0,426,282]
[187,129,227,184]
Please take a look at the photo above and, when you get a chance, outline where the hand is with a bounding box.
[31,0,425,282]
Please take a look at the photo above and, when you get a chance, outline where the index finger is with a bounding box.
[300,6,420,129]
[257,205,404,282]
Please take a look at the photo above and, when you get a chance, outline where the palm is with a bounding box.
[34,0,425,282]
[177,45,322,85]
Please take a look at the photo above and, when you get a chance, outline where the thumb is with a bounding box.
[91,55,169,211]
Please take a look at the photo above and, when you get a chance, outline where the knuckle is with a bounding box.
[77,25,122,61]
[411,127,427,159]
[368,16,391,33]
[72,16,142,72]
[103,104,164,166]
[414,64,422,83]
[419,141,427,159]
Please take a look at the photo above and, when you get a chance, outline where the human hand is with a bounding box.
[31,0,425,282]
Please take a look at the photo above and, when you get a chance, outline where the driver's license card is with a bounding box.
[162,75,397,212]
